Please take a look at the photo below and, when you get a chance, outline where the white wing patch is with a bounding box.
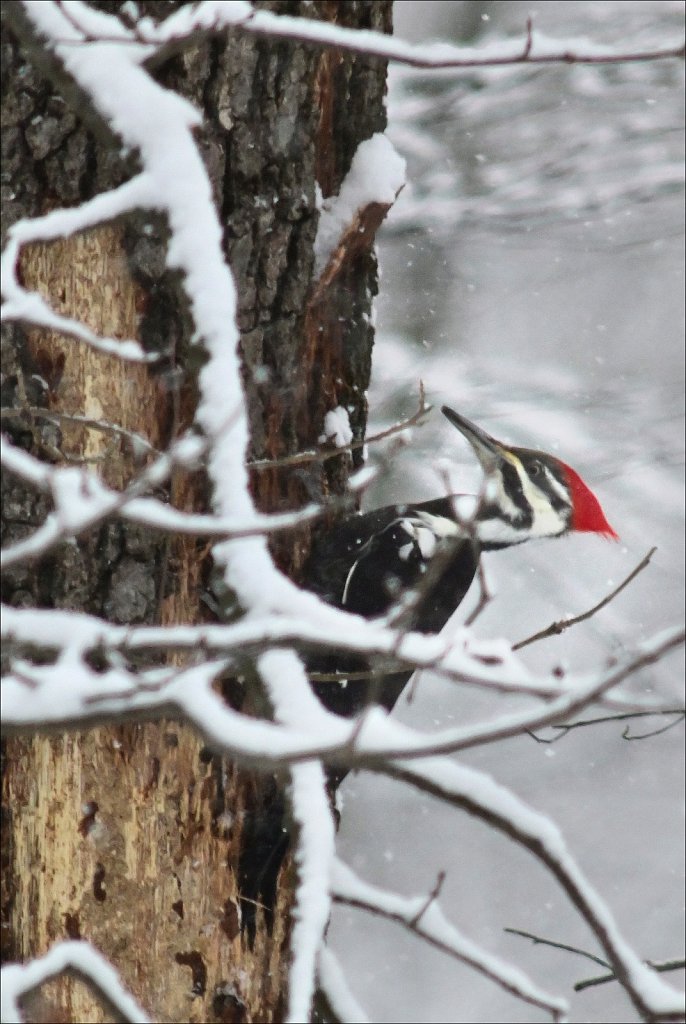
[415,511,463,538]
[398,542,414,561]
[414,526,437,559]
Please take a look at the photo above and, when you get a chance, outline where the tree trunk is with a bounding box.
[1,2,392,1021]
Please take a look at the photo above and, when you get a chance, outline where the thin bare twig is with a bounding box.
[514,547,657,650]
[1,406,161,456]
[52,6,686,72]
[575,958,685,992]
[529,708,686,744]
[409,870,446,928]
[505,927,610,968]
[622,711,685,740]
[506,928,685,995]
[248,384,431,471]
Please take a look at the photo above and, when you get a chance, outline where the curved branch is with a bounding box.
[514,548,657,650]
[332,861,567,1021]
[379,759,684,1023]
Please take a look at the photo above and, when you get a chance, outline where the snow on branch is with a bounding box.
[225,10,686,72]
[380,758,685,1023]
[0,433,370,569]
[1,430,203,568]
[258,650,335,1023]
[0,598,560,701]
[1,177,159,362]
[331,859,568,1020]
[317,946,369,1024]
[3,602,682,771]
[48,3,685,73]
[0,940,150,1024]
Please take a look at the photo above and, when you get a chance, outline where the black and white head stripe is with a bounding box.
[474,450,573,547]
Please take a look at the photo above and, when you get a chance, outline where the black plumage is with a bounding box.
[303,497,479,717]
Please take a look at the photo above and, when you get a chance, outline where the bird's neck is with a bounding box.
[414,493,566,551]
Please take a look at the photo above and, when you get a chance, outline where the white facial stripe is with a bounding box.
[510,456,567,538]
[492,472,522,522]
[475,517,531,546]
[542,464,568,503]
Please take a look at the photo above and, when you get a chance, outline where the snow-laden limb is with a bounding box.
[283,762,334,1023]
[331,859,568,1021]
[1,431,201,568]
[224,10,686,71]
[381,759,685,1023]
[258,650,335,1023]
[1,654,339,763]
[317,946,370,1024]
[75,2,685,73]
[1,176,157,362]
[0,598,563,701]
[0,940,150,1024]
[1,431,336,557]
[3,606,681,770]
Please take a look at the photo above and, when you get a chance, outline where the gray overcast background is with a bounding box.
[328,3,685,1022]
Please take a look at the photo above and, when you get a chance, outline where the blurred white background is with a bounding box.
[328,3,685,1021]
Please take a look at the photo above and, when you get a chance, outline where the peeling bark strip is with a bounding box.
[2,1,392,1021]
[312,199,401,306]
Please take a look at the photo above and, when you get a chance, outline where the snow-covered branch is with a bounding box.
[0,599,579,701]
[331,859,567,1021]
[222,10,686,73]
[0,941,150,1024]
[3,603,682,769]
[42,2,685,73]
[1,176,159,362]
[317,946,370,1024]
[0,433,363,568]
[258,650,335,1023]
[378,758,685,1023]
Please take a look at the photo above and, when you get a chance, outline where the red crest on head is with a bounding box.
[560,461,618,539]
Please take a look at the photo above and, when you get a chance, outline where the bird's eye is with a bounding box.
[530,461,542,477]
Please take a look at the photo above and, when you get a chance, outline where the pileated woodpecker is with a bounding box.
[238,406,617,942]
[304,405,617,718]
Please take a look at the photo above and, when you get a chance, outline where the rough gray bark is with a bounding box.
[1,1,392,1021]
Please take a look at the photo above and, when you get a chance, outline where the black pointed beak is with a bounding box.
[441,406,504,470]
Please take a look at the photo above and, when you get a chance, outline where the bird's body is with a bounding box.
[302,406,617,718]
[304,498,479,715]
[238,406,617,939]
